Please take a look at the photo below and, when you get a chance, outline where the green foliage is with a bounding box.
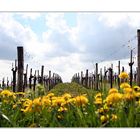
[49,82,94,96]
[1,81,140,127]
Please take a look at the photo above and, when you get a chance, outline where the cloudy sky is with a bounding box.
[0,12,139,82]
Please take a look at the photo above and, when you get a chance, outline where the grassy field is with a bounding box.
[1,73,140,127]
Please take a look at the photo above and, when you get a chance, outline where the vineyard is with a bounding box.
[1,29,140,127]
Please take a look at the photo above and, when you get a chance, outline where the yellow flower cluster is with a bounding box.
[108,88,118,95]
[119,72,129,79]
[0,90,15,98]
[75,95,89,106]
[120,83,131,89]
[106,92,122,106]
[0,90,16,104]
[94,93,103,105]
[21,92,89,113]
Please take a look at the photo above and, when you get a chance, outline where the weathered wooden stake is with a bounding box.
[81,71,83,85]
[41,65,44,84]
[29,68,32,89]
[108,68,113,88]
[2,78,5,89]
[85,69,88,88]
[137,29,140,86]
[7,77,9,89]
[17,46,24,92]
[12,60,17,92]
[48,70,51,90]
[118,61,120,89]
[95,63,98,90]
[129,49,134,87]
[33,70,37,91]
[23,64,28,92]
[122,66,124,72]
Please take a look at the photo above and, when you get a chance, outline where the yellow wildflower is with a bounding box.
[111,114,118,121]
[62,93,72,100]
[100,115,109,124]
[47,93,55,98]
[0,90,14,97]
[21,101,33,113]
[103,104,109,112]
[123,87,133,94]
[120,83,131,89]
[119,72,129,79]
[97,108,104,114]
[95,98,103,105]
[41,97,51,107]
[133,86,140,92]
[134,92,140,98]
[52,97,65,106]
[108,88,118,94]
[21,99,33,113]
[106,93,122,106]
[57,115,63,120]
[12,104,17,109]
[58,107,68,112]
[95,93,102,99]
[123,93,135,101]
[75,95,89,106]
[33,97,42,106]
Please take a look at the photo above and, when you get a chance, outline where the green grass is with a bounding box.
[48,82,96,96]
[1,81,140,127]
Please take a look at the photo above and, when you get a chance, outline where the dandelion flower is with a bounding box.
[58,107,68,112]
[120,83,131,89]
[111,114,118,121]
[62,93,72,100]
[108,88,118,94]
[123,93,135,101]
[133,86,140,92]
[95,93,102,99]
[95,98,103,105]
[106,93,122,106]
[123,87,133,93]
[100,115,109,124]
[119,72,129,79]
[75,95,89,106]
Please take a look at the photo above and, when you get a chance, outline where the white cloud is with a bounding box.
[0,12,139,82]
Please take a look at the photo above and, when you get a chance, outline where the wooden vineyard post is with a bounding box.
[100,68,103,90]
[2,78,5,89]
[122,66,124,72]
[17,46,24,92]
[103,66,107,91]
[41,65,44,84]
[33,70,37,91]
[95,63,98,90]
[137,29,140,86]
[108,68,113,88]
[81,71,83,85]
[129,49,134,87]
[118,61,120,89]
[7,77,9,89]
[75,73,77,83]
[134,67,138,83]
[85,69,88,88]
[52,73,55,87]
[48,70,51,90]
[78,73,80,84]
[23,64,28,92]
[29,68,33,89]
[11,60,17,92]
